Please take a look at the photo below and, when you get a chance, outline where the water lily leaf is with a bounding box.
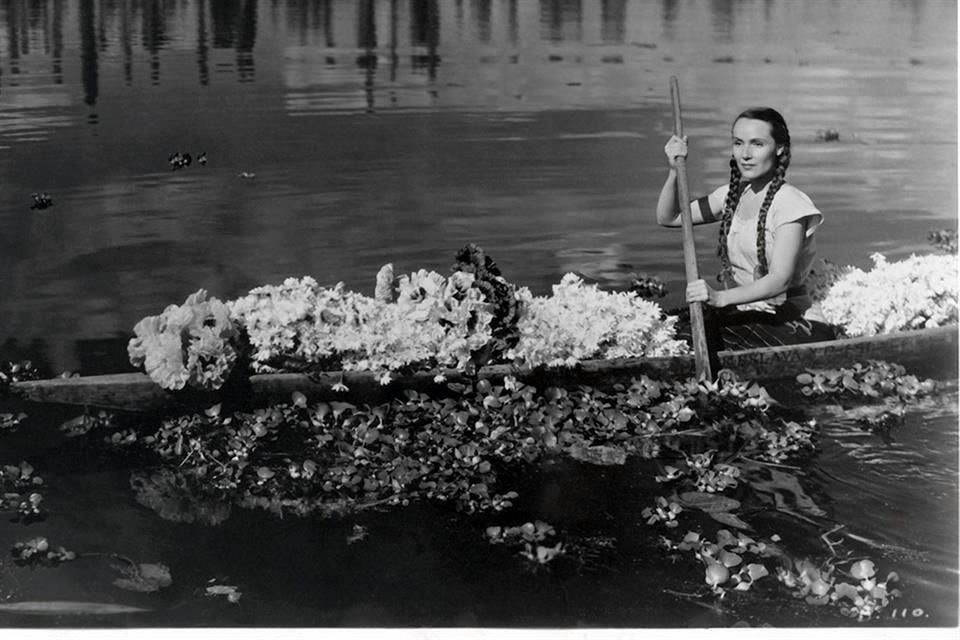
[746,563,769,580]
[718,550,742,568]
[113,563,172,593]
[138,563,172,586]
[678,492,740,513]
[832,582,860,603]
[850,559,876,580]
[709,512,751,530]
[704,560,729,586]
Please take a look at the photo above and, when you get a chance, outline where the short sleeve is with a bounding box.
[691,184,728,223]
[707,184,728,216]
[771,185,822,237]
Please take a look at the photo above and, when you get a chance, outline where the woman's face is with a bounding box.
[731,117,782,183]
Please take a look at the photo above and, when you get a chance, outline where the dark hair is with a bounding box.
[716,107,792,287]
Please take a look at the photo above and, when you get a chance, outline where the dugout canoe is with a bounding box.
[8,324,958,413]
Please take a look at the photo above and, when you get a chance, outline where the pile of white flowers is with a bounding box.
[819,253,958,336]
[127,290,240,391]
[129,268,689,389]
[226,270,494,382]
[506,274,689,368]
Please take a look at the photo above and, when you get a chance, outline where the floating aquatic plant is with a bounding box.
[11,537,76,567]
[0,411,27,432]
[928,228,957,254]
[29,192,54,210]
[60,409,116,437]
[796,360,938,402]
[111,560,172,593]
[204,583,243,604]
[485,520,565,569]
[661,527,902,621]
[629,273,668,300]
[0,462,45,523]
[0,360,40,390]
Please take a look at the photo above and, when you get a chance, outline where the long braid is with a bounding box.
[716,158,742,288]
[754,147,790,277]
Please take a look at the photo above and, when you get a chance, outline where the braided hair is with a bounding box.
[716,108,792,287]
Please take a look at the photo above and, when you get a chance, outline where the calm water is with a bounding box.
[0,0,957,630]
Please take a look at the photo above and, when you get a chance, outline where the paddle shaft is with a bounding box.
[669,77,712,381]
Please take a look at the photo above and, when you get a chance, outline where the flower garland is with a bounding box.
[127,290,240,391]
[819,253,958,336]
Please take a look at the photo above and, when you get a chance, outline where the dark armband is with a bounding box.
[695,196,717,223]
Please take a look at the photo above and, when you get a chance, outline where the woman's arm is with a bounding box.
[686,219,807,307]
[655,136,714,227]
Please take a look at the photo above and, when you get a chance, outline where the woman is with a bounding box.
[655,107,836,350]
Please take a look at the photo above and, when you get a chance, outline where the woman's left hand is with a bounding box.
[686,279,722,307]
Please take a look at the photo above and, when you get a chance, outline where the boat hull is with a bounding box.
[9,325,957,412]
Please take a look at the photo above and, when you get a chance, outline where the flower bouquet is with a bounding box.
[127,290,241,391]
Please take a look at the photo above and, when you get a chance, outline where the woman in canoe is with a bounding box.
[656,107,837,350]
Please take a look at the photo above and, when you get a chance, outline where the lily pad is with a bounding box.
[709,512,751,530]
[678,491,741,513]
[113,562,172,593]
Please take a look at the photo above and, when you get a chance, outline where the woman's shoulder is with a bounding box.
[774,182,819,211]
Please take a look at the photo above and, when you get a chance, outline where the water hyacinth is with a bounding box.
[127,289,240,391]
[506,274,689,368]
[820,253,958,336]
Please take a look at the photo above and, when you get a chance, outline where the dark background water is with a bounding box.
[0,0,955,373]
[0,0,956,631]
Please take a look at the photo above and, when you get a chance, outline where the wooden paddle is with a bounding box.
[669,76,713,381]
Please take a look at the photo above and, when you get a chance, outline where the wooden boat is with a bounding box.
[8,325,958,413]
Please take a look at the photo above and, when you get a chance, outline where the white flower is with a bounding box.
[821,253,958,336]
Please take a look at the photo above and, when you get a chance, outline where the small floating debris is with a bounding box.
[168,152,192,170]
[30,192,54,210]
[0,412,27,432]
[10,537,76,566]
[346,524,368,545]
[205,582,242,604]
[238,172,256,180]
[630,274,668,299]
[815,128,840,142]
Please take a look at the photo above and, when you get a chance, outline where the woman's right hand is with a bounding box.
[664,135,687,169]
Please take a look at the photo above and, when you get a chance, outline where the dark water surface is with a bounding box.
[0,0,957,630]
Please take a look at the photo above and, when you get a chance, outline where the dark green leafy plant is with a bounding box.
[0,412,27,433]
[11,537,76,567]
[0,461,45,523]
[796,361,937,402]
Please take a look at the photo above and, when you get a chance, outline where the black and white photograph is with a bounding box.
[0,0,956,634]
